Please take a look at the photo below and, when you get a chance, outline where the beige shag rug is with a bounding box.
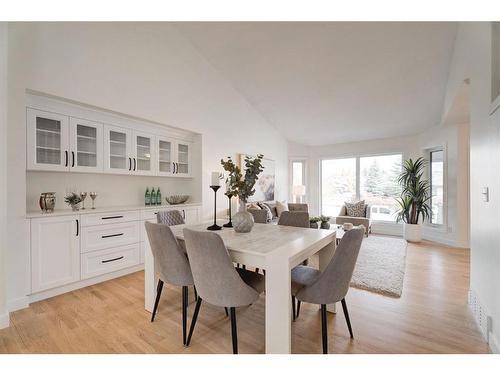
[350,235,407,298]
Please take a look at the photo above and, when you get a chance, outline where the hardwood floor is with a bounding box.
[0,240,490,354]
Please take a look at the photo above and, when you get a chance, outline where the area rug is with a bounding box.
[350,235,407,297]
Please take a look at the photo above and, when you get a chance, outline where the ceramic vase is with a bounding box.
[232,200,254,233]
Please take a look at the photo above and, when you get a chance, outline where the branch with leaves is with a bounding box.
[221,154,264,202]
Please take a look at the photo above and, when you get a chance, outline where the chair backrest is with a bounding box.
[288,203,309,213]
[297,226,364,304]
[278,211,309,228]
[248,208,268,224]
[157,210,185,226]
[145,222,193,287]
[183,229,259,307]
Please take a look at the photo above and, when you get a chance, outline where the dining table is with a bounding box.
[144,221,337,354]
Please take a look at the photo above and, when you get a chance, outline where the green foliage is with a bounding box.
[309,216,321,223]
[221,154,264,202]
[319,215,331,222]
[395,157,432,224]
[64,192,82,206]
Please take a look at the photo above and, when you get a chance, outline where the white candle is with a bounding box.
[211,172,221,186]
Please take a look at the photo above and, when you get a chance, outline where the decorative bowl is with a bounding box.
[166,195,190,205]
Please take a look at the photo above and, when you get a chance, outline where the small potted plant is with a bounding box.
[319,215,331,229]
[309,216,321,229]
[65,192,82,211]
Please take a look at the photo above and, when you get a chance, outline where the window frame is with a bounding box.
[289,158,307,203]
[427,146,448,228]
[319,151,404,223]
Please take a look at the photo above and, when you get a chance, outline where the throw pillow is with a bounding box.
[262,202,278,218]
[247,203,261,210]
[276,200,289,217]
[345,200,366,217]
[257,203,273,222]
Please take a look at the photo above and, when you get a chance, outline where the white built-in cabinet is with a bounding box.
[31,215,81,293]
[27,106,193,177]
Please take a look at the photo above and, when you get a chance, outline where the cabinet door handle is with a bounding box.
[172,162,176,174]
[101,215,124,220]
[101,233,124,239]
[175,162,179,174]
[65,151,68,167]
[101,256,124,264]
[71,151,75,167]
[128,158,132,171]
[133,158,136,171]
[76,219,79,236]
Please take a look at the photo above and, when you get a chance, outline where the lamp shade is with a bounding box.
[292,185,306,196]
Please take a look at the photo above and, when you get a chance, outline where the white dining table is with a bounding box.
[144,221,337,354]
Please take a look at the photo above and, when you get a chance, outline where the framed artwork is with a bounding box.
[240,154,275,202]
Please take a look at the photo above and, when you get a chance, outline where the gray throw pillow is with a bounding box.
[345,200,366,217]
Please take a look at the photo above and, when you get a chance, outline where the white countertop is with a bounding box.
[26,202,202,218]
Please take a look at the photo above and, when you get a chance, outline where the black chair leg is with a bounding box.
[186,297,202,346]
[224,307,229,317]
[341,298,354,338]
[182,286,188,345]
[321,304,328,354]
[296,300,301,318]
[193,285,198,301]
[151,279,164,322]
[292,296,296,321]
[230,307,238,354]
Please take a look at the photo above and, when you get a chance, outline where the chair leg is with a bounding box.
[193,285,198,301]
[296,300,301,318]
[186,297,202,346]
[321,304,328,354]
[151,279,164,322]
[182,286,188,345]
[292,296,296,321]
[224,307,229,317]
[341,298,354,338]
[230,307,238,354]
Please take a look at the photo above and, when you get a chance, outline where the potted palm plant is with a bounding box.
[395,157,432,242]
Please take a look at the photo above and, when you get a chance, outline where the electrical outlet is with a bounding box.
[482,187,489,202]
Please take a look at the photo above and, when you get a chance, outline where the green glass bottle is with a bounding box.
[151,188,156,207]
[145,188,151,206]
[156,187,161,205]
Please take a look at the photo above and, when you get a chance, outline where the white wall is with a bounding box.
[0,22,9,328]
[289,124,470,247]
[6,23,288,311]
[442,22,500,353]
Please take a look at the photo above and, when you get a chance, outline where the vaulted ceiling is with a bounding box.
[175,22,458,146]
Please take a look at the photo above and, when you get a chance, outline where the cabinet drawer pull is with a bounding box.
[65,150,69,167]
[101,233,124,239]
[71,151,75,167]
[101,256,124,264]
[101,215,124,220]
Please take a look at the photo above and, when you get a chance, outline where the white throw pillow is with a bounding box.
[276,200,289,217]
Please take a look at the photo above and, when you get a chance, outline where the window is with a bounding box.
[291,160,306,203]
[360,154,402,222]
[430,149,444,225]
[321,154,402,221]
[321,158,356,216]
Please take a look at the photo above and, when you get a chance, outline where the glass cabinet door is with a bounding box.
[176,142,191,176]
[69,118,103,172]
[104,125,131,174]
[27,108,70,171]
[133,132,155,175]
[157,137,173,176]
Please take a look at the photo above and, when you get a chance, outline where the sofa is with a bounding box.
[335,204,371,236]
[247,201,309,224]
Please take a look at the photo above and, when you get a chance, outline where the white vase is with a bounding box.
[232,200,254,233]
[404,223,422,242]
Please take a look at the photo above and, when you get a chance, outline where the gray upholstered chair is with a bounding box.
[288,203,309,213]
[183,229,265,354]
[291,226,364,354]
[335,205,371,236]
[145,222,194,346]
[157,209,185,226]
[248,208,268,224]
[278,211,309,227]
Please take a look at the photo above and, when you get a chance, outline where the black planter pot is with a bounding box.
[320,222,331,229]
[310,222,319,229]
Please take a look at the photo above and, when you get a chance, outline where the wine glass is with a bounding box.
[89,192,97,209]
[80,192,87,210]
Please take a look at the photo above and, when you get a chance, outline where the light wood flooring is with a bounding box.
[0,240,490,354]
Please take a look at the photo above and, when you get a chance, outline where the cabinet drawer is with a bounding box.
[81,221,140,253]
[81,244,140,280]
[81,210,140,226]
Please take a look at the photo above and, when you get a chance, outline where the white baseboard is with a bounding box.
[423,229,468,248]
[0,311,9,329]
[7,296,30,312]
[489,333,500,354]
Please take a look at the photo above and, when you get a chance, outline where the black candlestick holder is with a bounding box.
[207,185,222,231]
[223,192,234,228]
